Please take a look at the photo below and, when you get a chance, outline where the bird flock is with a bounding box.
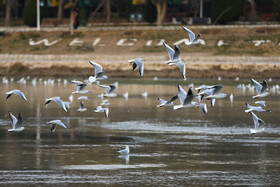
[3,26,274,154]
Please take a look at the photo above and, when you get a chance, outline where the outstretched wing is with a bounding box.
[182,26,195,42]
[250,78,262,94]
[163,42,175,60]
[89,61,103,75]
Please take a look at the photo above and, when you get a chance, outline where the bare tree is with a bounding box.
[151,0,168,26]
[65,0,79,35]
[249,0,257,22]
[89,0,111,23]
[57,0,64,25]
[5,0,11,26]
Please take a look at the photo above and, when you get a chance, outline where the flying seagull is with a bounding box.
[99,84,117,97]
[117,145,130,155]
[182,26,201,45]
[163,42,181,64]
[88,61,108,83]
[173,85,207,113]
[71,80,90,94]
[250,78,270,99]
[249,111,265,134]
[45,96,67,112]
[94,105,109,118]
[47,120,67,132]
[6,89,27,101]
[244,102,271,113]
[199,85,227,107]
[128,58,144,77]
[8,112,24,132]
[157,95,178,107]
[77,101,87,112]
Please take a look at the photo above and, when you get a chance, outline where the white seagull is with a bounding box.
[128,58,144,77]
[157,95,178,107]
[117,145,130,155]
[77,101,87,112]
[6,89,27,101]
[47,120,67,132]
[249,112,265,134]
[182,26,201,45]
[8,112,24,132]
[163,42,181,64]
[99,84,117,97]
[45,96,68,112]
[71,80,90,94]
[88,61,108,83]
[244,102,271,113]
[173,85,207,113]
[250,78,270,99]
[199,85,227,107]
[94,105,109,118]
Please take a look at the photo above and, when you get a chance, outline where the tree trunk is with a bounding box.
[5,0,11,27]
[152,0,167,26]
[89,0,105,19]
[70,8,74,35]
[57,0,64,25]
[249,0,257,22]
[105,0,111,23]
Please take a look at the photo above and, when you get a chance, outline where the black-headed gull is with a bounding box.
[157,95,178,107]
[99,84,117,97]
[174,85,207,113]
[8,112,24,132]
[250,78,270,99]
[6,89,27,101]
[117,145,130,155]
[199,85,227,107]
[94,105,109,117]
[182,26,201,45]
[47,120,67,132]
[45,96,67,112]
[88,61,108,83]
[77,101,87,112]
[245,102,271,113]
[71,80,90,94]
[163,42,181,64]
[249,112,265,134]
[128,58,144,77]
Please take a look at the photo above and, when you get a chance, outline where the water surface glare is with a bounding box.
[0,81,279,186]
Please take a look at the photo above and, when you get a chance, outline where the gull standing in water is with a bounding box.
[163,43,186,79]
[128,58,144,77]
[182,26,201,45]
[250,78,270,99]
[47,120,67,132]
[117,145,130,155]
[94,105,109,118]
[8,112,24,132]
[45,97,68,112]
[6,89,27,101]
[244,102,271,113]
[71,80,90,94]
[88,61,108,83]
[173,85,207,113]
[157,95,178,107]
[249,112,265,134]
[99,84,117,97]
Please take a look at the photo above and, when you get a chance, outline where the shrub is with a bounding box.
[210,0,241,24]
[23,0,43,27]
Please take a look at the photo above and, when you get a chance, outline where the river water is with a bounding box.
[0,79,279,186]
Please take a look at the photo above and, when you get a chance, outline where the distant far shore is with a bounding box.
[0,25,279,79]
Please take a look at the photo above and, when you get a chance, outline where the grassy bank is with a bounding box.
[0,26,280,56]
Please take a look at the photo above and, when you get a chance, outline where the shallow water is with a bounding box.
[0,79,280,186]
